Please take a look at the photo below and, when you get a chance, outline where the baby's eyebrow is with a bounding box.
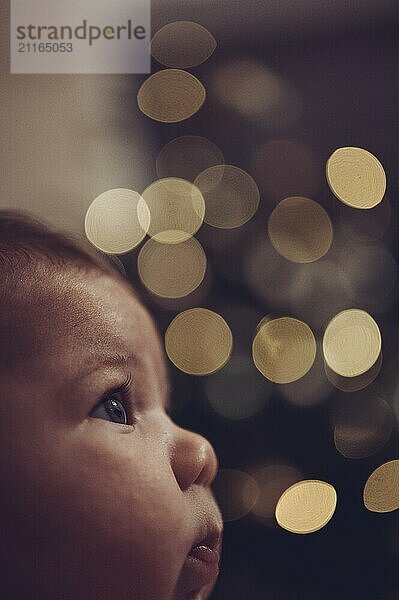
[80,350,171,413]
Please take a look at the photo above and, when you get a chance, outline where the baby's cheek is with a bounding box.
[34,427,189,598]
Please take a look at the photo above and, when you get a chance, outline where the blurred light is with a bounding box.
[194,164,260,229]
[137,69,206,123]
[137,236,207,298]
[287,259,350,331]
[204,354,272,420]
[332,390,393,459]
[211,58,302,129]
[338,242,397,311]
[140,177,205,243]
[212,469,259,522]
[156,135,224,183]
[363,460,399,513]
[268,196,333,263]
[275,480,337,534]
[165,308,233,375]
[251,461,303,526]
[279,340,335,408]
[338,198,392,242]
[323,309,381,377]
[252,316,316,384]
[84,188,149,254]
[150,21,216,68]
[326,146,386,209]
[147,266,213,312]
[324,352,382,392]
[250,140,320,205]
[211,59,280,117]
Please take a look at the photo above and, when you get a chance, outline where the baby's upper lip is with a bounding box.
[190,524,223,555]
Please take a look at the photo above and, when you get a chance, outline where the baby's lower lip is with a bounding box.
[184,545,220,590]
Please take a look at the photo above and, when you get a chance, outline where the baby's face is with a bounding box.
[0,268,222,600]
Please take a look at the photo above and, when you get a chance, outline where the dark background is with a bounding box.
[124,2,399,599]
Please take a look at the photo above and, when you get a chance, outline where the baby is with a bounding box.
[0,211,223,600]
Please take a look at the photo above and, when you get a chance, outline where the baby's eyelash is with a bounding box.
[101,373,136,426]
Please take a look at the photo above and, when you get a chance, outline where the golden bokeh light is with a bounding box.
[212,59,280,117]
[137,69,206,123]
[165,308,233,375]
[148,267,213,312]
[204,354,272,420]
[324,352,382,393]
[156,135,224,183]
[275,480,337,534]
[252,317,316,384]
[84,188,150,254]
[150,21,217,68]
[326,146,386,209]
[251,462,303,526]
[140,177,205,244]
[194,164,260,229]
[137,237,207,299]
[212,469,259,522]
[364,460,399,513]
[333,391,393,459]
[323,309,381,378]
[268,196,333,263]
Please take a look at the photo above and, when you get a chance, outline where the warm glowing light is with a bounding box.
[364,460,399,513]
[212,469,259,522]
[156,135,224,183]
[165,308,233,375]
[137,69,206,123]
[324,352,382,393]
[252,317,316,384]
[326,146,386,209]
[275,480,337,534]
[268,196,333,263]
[251,462,303,525]
[148,268,212,312]
[333,390,393,459]
[84,188,150,254]
[150,21,217,68]
[280,341,335,408]
[137,237,207,298]
[323,309,381,378]
[194,164,260,229]
[140,177,205,244]
[212,59,280,117]
[204,354,272,420]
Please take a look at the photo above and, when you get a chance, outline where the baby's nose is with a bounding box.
[169,424,218,492]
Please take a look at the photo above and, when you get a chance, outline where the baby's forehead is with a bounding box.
[4,266,166,385]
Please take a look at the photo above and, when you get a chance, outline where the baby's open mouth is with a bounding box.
[184,529,222,591]
[188,542,220,565]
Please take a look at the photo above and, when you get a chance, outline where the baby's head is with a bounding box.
[0,211,222,600]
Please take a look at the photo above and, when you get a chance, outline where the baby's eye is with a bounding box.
[90,392,129,425]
